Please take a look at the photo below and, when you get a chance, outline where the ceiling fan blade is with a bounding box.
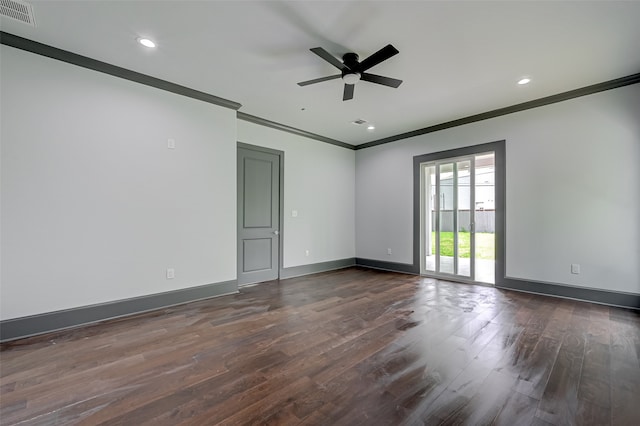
[310,47,349,70]
[297,74,341,86]
[358,44,399,72]
[343,84,355,101]
[361,73,403,88]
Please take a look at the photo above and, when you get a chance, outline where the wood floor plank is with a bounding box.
[511,336,562,399]
[437,370,526,425]
[535,311,588,425]
[1,267,638,425]
[578,338,611,409]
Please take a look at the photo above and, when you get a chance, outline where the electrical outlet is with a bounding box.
[166,268,175,279]
[387,248,392,255]
[571,264,580,274]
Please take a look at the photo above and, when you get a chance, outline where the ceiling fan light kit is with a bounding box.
[298,44,402,101]
[342,72,361,85]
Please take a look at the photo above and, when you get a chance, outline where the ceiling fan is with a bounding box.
[298,44,403,101]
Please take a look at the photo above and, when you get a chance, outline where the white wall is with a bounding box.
[356,84,640,294]
[2,44,636,324]
[238,121,356,268]
[1,46,238,320]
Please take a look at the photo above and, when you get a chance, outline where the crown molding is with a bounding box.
[356,73,640,150]
[0,31,242,111]
[237,112,354,150]
[3,31,638,151]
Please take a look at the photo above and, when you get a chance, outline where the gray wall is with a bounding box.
[1,45,238,320]
[1,44,357,323]
[237,121,356,268]
[2,40,638,325]
[356,84,640,295]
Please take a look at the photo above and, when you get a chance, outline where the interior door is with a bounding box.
[237,146,280,285]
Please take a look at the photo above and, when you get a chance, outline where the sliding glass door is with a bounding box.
[421,152,495,284]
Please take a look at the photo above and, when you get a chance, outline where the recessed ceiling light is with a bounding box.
[367,125,375,130]
[518,77,531,85]
[138,38,156,48]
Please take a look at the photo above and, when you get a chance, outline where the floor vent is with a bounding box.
[0,0,36,27]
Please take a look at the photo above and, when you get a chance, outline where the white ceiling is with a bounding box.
[2,1,639,146]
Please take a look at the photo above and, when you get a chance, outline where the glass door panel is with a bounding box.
[456,159,472,278]
[420,150,496,284]
[474,153,495,284]
[438,163,454,274]
[424,165,436,272]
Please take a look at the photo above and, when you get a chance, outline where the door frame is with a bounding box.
[413,140,505,286]
[237,142,285,285]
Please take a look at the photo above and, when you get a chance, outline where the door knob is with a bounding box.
[273,230,279,235]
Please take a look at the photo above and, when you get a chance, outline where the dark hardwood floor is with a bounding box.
[1,267,639,425]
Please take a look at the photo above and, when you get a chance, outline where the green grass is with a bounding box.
[431,232,494,260]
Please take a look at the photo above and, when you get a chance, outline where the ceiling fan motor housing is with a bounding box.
[342,53,360,71]
[342,53,361,83]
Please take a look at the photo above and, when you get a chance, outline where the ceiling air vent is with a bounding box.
[351,119,368,126]
[0,0,36,27]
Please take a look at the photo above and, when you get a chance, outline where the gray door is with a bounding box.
[237,146,280,285]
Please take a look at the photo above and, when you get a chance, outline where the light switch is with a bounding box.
[571,264,580,274]
[292,210,298,217]
[168,138,176,149]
